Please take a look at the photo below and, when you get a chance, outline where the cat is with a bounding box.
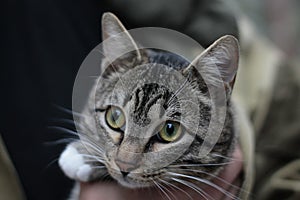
[59,12,240,199]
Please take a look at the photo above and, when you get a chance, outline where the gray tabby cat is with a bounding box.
[59,12,240,199]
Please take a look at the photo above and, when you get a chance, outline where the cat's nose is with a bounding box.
[120,171,129,177]
[115,158,138,175]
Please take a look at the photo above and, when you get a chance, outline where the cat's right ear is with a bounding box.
[101,12,141,62]
[183,35,239,94]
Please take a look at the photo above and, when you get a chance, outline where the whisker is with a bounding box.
[49,118,91,133]
[173,168,248,195]
[168,172,238,200]
[80,138,105,154]
[177,99,199,107]
[45,158,59,169]
[169,162,233,168]
[80,141,105,159]
[211,153,243,162]
[52,104,85,118]
[158,179,178,200]
[44,138,78,146]
[90,165,106,169]
[160,179,193,200]
[167,78,189,106]
[171,177,211,200]
[153,180,172,200]
[76,121,96,135]
[47,126,79,137]
[78,154,105,161]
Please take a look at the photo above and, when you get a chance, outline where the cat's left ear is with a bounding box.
[184,35,239,92]
[101,12,141,62]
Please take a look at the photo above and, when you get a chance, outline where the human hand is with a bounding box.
[79,146,243,200]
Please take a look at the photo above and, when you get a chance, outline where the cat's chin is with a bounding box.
[115,176,155,189]
[117,179,145,189]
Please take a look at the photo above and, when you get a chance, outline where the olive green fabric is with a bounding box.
[254,59,300,200]
[234,17,300,199]
[0,135,25,200]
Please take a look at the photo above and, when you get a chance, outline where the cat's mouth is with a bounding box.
[117,176,154,188]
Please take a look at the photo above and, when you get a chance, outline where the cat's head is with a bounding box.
[80,13,239,188]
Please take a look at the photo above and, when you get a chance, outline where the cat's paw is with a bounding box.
[59,145,93,182]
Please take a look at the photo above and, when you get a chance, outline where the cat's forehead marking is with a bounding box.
[129,83,174,127]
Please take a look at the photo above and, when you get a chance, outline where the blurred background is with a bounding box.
[235,0,300,59]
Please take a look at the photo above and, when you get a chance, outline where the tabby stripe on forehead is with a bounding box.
[134,89,164,117]
[131,84,173,126]
[133,87,141,111]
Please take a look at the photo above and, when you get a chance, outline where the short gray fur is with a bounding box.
[59,12,240,199]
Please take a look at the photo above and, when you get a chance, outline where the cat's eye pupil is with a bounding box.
[105,106,125,131]
[158,121,182,143]
[111,109,121,121]
[165,123,175,136]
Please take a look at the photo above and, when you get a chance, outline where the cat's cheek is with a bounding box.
[59,145,93,182]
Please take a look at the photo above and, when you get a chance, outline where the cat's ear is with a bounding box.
[101,12,141,61]
[184,35,239,92]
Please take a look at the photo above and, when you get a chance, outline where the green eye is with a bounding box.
[105,106,126,131]
[158,121,182,142]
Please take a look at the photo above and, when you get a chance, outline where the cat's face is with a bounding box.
[94,60,206,188]
[79,13,239,188]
